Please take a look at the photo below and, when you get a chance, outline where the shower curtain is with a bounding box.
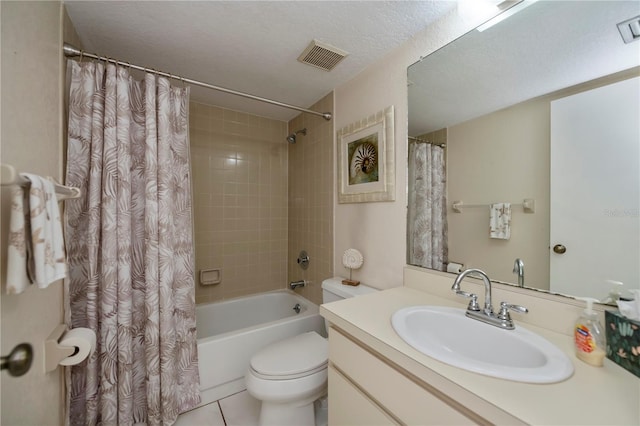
[407,141,448,271]
[64,61,200,425]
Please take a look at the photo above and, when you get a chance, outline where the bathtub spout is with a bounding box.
[289,280,306,290]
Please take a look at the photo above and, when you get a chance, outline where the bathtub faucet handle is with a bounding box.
[289,280,306,290]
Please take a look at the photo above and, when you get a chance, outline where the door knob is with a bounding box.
[553,244,567,254]
[1,343,33,377]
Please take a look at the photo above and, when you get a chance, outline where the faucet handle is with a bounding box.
[456,290,481,312]
[497,302,528,320]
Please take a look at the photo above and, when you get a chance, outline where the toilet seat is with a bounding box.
[249,332,328,380]
[249,363,327,381]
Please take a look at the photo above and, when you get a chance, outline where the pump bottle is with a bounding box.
[574,297,605,367]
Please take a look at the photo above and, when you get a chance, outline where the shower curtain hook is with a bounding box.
[78,50,83,63]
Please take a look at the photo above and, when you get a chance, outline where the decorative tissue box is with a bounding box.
[605,310,640,378]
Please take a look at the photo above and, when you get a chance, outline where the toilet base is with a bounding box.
[260,401,313,426]
[258,391,326,426]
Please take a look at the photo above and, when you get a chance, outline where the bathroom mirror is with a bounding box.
[407,0,640,301]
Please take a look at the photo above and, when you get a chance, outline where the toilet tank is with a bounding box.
[321,277,378,303]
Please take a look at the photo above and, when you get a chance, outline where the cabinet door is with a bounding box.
[330,328,477,425]
[328,366,398,426]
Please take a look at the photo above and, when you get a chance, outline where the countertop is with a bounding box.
[320,286,640,425]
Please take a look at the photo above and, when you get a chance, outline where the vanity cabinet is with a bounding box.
[322,280,639,426]
[328,366,398,425]
[328,326,481,425]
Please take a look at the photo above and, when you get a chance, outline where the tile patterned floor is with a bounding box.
[175,391,259,426]
[219,391,262,426]
[176,391,328,426]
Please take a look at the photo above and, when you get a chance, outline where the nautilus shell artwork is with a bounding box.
[350,142,377,179]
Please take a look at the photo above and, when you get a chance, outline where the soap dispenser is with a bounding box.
[574,297,605,367]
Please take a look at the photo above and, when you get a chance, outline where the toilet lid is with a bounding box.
[250,332,328,378]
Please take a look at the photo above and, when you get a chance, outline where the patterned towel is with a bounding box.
[5,174,66,294]
[489,203,511,240]
[6,185,30,294]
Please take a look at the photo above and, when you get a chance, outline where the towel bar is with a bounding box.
[0,163,80,200]
[452,199,535,213]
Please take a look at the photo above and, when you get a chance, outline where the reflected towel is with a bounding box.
[490,203,511,240]
[6,185,31,294]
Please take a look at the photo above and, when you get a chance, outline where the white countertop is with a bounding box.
[320,286,640,425]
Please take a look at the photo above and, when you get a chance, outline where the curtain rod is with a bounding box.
[408,136,445,148]
[63,43,332,121]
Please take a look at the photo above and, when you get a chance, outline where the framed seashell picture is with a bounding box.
[337,105,395,203]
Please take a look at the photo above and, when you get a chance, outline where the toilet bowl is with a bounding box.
[245,278,378,426]
[245,332,328,426]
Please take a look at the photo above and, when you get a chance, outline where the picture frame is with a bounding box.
[337,105,395,203]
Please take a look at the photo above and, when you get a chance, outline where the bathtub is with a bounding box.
[196,290,325,406]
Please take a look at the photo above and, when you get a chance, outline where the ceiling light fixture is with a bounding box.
[476,0,539,32]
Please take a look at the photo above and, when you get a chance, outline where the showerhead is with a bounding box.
[286,128,307,144]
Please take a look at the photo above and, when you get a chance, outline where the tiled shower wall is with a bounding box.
[287,93,334,305]
[190,102,288,304]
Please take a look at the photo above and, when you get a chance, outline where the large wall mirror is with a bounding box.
[407,0,640,302]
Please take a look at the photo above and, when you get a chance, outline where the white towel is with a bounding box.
[489,203,511,240]
[5,174,67,294]
[6,185,31,294]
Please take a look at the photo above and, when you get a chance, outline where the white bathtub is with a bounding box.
[196,290,325,406]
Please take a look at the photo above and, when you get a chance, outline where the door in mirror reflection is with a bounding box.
[550,76,640,297]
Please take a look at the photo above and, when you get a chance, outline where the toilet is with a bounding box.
[245,277,377,426]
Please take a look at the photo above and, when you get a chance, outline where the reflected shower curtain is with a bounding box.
[65,61,200,425]
[407,142,448,270]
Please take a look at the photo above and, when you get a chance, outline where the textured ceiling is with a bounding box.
[64,0,458,122]
[408,1,640,135]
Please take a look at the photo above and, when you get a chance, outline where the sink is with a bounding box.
[391,306,574,383]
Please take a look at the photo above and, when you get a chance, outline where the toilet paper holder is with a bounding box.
[44,324,76,372]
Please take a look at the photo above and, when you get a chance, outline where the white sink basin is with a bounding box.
[391,306,573,383]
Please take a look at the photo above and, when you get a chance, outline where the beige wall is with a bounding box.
[448,98,551,289]
[333,10,494,289]
[190,102,289,304]
[1,1,65,423]
[287,93,334,305]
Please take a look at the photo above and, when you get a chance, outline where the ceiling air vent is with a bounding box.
[617,15,640,44]
[298,40,348,72]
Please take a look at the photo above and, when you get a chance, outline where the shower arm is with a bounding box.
[62,43,332,121]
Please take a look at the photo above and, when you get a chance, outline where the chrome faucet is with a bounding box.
[513,258,525,287]
[452,268,493,315]
[451,268,528,330]
[289,280,306,290]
